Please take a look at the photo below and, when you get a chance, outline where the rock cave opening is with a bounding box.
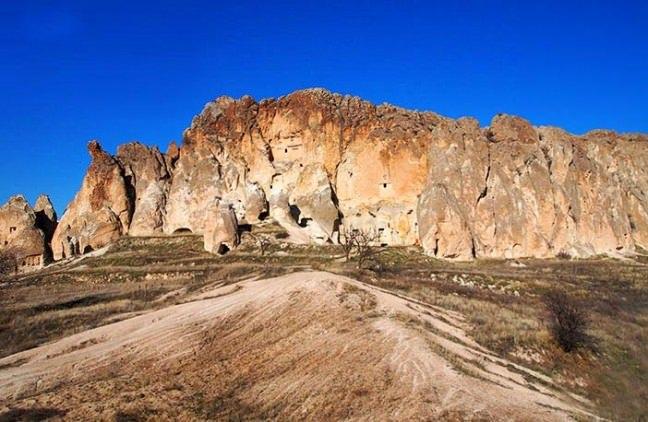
[173,228,193,234]
[217,244,230,255]
[238,224,252,234]
[289,204,301,223]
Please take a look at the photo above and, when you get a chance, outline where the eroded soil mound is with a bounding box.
[0,272,593,420]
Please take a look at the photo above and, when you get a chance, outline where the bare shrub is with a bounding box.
[338,227,358,262]
[338,227,381,269]
[556,251,572,260]
[544,290,590,352]
[352,229,380,269]
[245,233,273,256]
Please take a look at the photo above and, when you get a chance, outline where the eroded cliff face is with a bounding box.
[49,88,648,260]
[51,141,134,260]
[116,142,171,236]
[0,196,49,270]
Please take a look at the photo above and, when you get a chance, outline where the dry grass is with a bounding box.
[1,234,646,420]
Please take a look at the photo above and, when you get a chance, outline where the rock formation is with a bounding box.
[51,141,133,260]
[0,195,51,271]
[116,142,171,236]
[203,205,239,254]
[42,88,648,261]
[33,195,57,245]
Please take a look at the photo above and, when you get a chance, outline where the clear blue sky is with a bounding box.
[1,0,646,213]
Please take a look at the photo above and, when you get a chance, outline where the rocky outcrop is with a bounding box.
[47,88,648,261]
[0,196,50,271]
[116,142,171,236]
[51,141,132,259]
[418,116,648,259]
[203,205,239,254]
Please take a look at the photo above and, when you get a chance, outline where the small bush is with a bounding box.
[556,251,571,260]
[543,290,590,352]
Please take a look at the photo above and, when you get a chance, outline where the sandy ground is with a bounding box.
[0,271,596,420]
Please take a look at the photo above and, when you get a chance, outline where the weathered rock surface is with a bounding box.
[51,141,132,260]
[116,142,171,236]
[47,88,648,260]
[33,194,58,245]
[0,196,49,270]
[203,205,239,254]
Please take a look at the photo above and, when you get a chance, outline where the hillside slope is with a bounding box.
[0,271,594,420]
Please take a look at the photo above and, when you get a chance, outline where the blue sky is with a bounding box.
[1,0,646,212]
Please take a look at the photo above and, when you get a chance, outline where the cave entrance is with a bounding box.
[173,228,193,234]
[217,244,230,255]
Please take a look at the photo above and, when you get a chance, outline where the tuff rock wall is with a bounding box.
[49,88,648,260]
[0,195,56,271]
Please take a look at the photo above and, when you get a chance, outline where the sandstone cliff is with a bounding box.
[49,88,648,260]
[0,195,52,270]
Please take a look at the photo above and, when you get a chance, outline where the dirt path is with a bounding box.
[0,271,595,420]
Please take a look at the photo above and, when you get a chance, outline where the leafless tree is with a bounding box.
[349,228,380,269]
[256,235,272,256]
[244,232,273,256]
[338,227,358,262]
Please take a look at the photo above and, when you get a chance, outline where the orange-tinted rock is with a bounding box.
[51,89,648,260]
[51,141,132,260]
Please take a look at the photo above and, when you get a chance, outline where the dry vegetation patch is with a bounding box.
[0,234,646,420]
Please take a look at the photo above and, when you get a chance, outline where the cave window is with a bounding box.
[3,241,7,246]
[378,228,385,233]
[284,148,288,154]
[9,227,16,233]
[383,183,388,189]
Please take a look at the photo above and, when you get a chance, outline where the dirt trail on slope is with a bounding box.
[0,271,595,420]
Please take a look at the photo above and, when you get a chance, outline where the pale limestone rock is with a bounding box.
[417,118,488,259]
[288,164,338,243]
[203,205,239,254]
[116,142,171,236]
